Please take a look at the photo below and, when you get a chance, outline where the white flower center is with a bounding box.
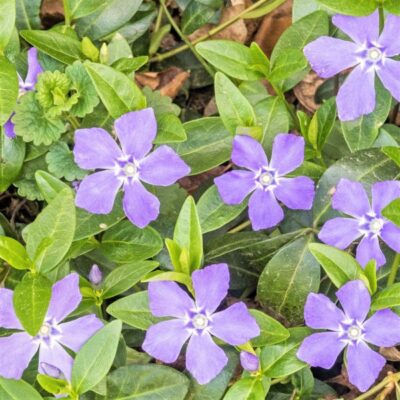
[123,163,137,177]
[369,218,384,234]
[259,172,273,186]
[347,325,362,340]
[192,314,208,330]
[39,323,51,337]
[367,47,382,62]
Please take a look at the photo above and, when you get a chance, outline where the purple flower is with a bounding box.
[214,134,315,231]
[89,264,103,286]
[297,280,400,392]
[304,12,400,121]
[0,273,103,380]
[240,351,259,372]
[73,108,190,228]
[4,47,42,138]
[319,179,400,268]
[142,264,260,384]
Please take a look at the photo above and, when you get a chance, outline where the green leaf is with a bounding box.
[172,117,232,175]
[20,30,83,64]
[107,33,133,64]
[382,198,400,226]
[250,310,290,347]
[111,55,149,74]
[85,61,146,119]
[149,24,171,56]
[257,236,320,323]
[0,56,18,125]
[26,188,75,273]
[13,272,52,336]
[0,134,25,192]
[106,364,190,399]
[181,0,216,34]
[35,170,70,202]
[223,377,267,400]
[67,0,107,19]
[371,282,400,311]
[197,185,247,233]
[269,49,308,83]
[215,72,256,133]
[37,375,69,396]
[364,259,377,294]
[385,0,400,14]
[15,0,41,30]
[316,0,377,15]
[383,146,400,167]
[72,320,122,395]
[0,377,44,400]
[102,261,159,299]
[0,236,32,270]
[154,113,187,144]
[100,220,163,264]
[0,0,16,51]
[242,0,287,18]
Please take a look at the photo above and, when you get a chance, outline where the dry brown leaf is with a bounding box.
[135,72,160,90]
[380,347,400,362]
[40,0,64,27]
[293,71,325,112]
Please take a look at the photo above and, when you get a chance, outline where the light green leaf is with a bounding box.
[0,236,32,270]
[0,56,18,125]
[0,377,44,400]
[154,113,187,144]
[269,49,308,83]
[35,170,70,202]
[67,0,107,19]
[371,282,400,311]
[382,198,400,227]
[0,134,25,192]
[385,0,400,14]
[223,377,267,400]
[0,0,15,51]
[316,0,377,15]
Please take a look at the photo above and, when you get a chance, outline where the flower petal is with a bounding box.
[304,37,359,79]
[186,332,228,385]
[332,179,370,218]
[58,315,103,352]
[297,332,345,369]
[0,333,38,379]
[346,341,385,393]
[371,180,400,215]
[332,12,379,45]
[318,217,362,250]
[248,189,284,231]
[336,66,376,121]
[377,59,400,102]
[47,273,82,323]
[336,280,370,322]
[214,170,256,205]
[240,352,259,372]
[142,319,191,363]
[381,222,400,253]
[304,293,345,331]
[363,309,400,347]
[356,235,386,268]
[39,341,74,381]
[139,145,190,186]
[114,108,157,159]
[274,177,315,210]
[122,180,160,228]
[231,135,268,171]
[210,302,260,345]
[192,263,229,314]
[148,280,195,318]
[378,15,400,57]
[270,134,305,175]
[25,48,43,87]
[4,119,16,139]
[76,170,121,215]
[0,289,22,329]
[74,128,122,170]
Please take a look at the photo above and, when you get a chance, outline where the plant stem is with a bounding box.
[354,372,400,400]
[63,0,71,26]
[154,4,164,33]
[228,220,251,233]
[67,115,80,130]
[379,3,385,33]
[387,252,400,287]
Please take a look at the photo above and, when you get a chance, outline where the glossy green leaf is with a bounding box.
[154,113,187,144]
[35,170,71,202]
[0,134,25,192]
[371,282,400,311]
[15,0,41,30]
[67,0,107,19]
[0,377,44,400]
[0,56,18,125]
[181,0,216,34]
[316,0,377,15]
[0,0,16,51]
[269,49,308,83]
[0,236,32,270]
[223,377,267,400]
[382,198,400,226]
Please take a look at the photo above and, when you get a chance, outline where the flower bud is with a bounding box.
[89,264,103,286]
[240,351,259,372]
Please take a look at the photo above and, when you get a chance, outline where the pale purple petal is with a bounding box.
[377,59,400,102]
[371,181,400,214]
[4,119,16,139]
[332,12,379,45]
[142,319,191,363]
[139,145,190,186]
[114,109,157,159]
[39,341,74,381]
[378,15,400,57]
[231,135,268,171]
[270,134,305,175]
[0,289,22,329]
[58,315,103,352]
[76,170,121,214]
[346,341,385,393]
[248,189,284,231]
[363,309,400,347]
[25,48,43,87]
[47,273,82,323]
[337,66,375,121]
[304,293,345,331]
[89,264,103,285]
[210,302,260,345]
[332,179,370,218]
[148,281,195,318]
[122,180,160,228]
[318,217,362,250]
[336,280,370,322]
[274,177,315,210]
[214,170,256,205]
[304,37,359,78]
[0,333,38,379]
[192,263,229,314]
[356,235,386,268]
[74,128,122,170]
[240,352,259,372]
[186,332,228,385]
[381,222,400,253]
[297,332,346,369]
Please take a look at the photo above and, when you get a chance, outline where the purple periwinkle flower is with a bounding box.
[89,264,103,286]
[319,179,400,268]
[142,264,260,384]
[3,47,42,138]
[297,280,400,392]
[73,108,190,228]
[214,134,315,231]
[304,12,400,121]
[0,273,103,380]
[240,351,259,372]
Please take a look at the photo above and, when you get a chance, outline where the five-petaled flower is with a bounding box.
[142,263,260,384]
[73,108,190,228]
[214,134,315,231]
[304,12,400,121]
[319,179,400,268]
[297,280,400,392]
[0,273,103,380]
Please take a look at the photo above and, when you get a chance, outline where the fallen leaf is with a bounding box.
[293,71,325,112]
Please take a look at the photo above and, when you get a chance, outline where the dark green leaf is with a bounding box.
[181,1,216,35]
[15,0,41,30]
[0,135,25,192]
[383,198,400,227]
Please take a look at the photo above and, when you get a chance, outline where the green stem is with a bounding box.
[154,4,164,33]
[228,220,251,233]
[63,0,71,26]
[354,372,400,400]
[67,115,80,130]
[387,252,400,287]
[379,3,385,33]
